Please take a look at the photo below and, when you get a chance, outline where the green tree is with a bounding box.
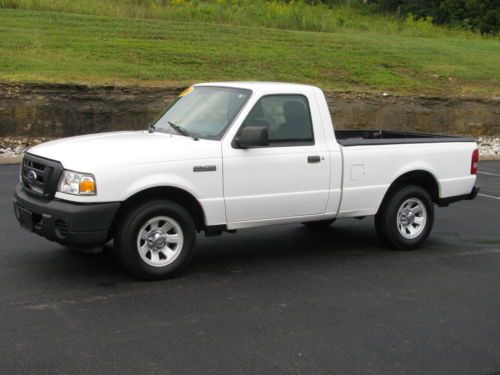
[364,0,499,34]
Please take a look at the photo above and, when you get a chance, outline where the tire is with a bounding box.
[301,219,336,229]
[114,200,196,280]
[375,185,434,250]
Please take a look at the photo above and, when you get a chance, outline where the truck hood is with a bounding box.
[28,131,221,172]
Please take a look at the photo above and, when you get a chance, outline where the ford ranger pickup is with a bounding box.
[13,82,479,279]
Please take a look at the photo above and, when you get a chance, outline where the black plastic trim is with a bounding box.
[336,129,476,147]
[437,186,479,207]
[13,185,120,248]
[204,224,227,237]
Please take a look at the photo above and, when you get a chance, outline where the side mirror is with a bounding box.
[235,126,269,148]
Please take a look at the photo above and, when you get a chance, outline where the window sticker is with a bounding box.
[179,86,194,97]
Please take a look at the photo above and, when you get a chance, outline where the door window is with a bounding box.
[240,95,314,145]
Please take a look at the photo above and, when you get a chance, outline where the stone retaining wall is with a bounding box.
[0,83,498,138]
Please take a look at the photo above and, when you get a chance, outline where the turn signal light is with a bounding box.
[80,177,96,194]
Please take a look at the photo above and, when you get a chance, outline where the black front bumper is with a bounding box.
[13,185,120,248]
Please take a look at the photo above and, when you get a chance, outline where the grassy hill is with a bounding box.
[0,2,499,95]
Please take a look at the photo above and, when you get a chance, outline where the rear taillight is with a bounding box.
[471,149,479,175]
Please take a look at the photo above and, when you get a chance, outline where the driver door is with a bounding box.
[222,93,330,225]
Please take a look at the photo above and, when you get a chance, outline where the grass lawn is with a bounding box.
[0,8,498,95]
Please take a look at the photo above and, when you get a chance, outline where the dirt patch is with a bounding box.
[0,82,498,138]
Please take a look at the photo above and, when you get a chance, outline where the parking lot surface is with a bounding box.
[0,162,499,375]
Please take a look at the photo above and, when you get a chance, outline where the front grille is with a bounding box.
[21,154,63,200]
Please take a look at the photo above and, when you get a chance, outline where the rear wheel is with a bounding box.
[375,185,434,250]
[114,200,196,280]
[301,219,335,229]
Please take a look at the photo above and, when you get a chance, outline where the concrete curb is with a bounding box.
[480,155,500,161]
[0,155,23,165]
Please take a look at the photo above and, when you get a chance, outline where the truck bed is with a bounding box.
[335,130,475,146]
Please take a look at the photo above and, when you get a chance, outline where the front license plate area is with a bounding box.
[18,206,34,231]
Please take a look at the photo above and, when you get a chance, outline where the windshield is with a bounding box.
[153,86,252,140]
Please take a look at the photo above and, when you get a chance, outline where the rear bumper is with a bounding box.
[13,185,120,248]
[466,186,480,200]
[437,186,480,207]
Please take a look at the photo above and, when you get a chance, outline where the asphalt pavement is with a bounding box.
[0,162,499,375]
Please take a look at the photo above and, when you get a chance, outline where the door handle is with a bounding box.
[307,155,321,163]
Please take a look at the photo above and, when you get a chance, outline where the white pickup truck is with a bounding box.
[13,82,479,279]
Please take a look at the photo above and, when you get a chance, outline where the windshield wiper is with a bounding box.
[168,121,199,141]
[148,123,156,133]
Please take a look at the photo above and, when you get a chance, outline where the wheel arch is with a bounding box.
[110,186,206,239]
[378,170,440,214]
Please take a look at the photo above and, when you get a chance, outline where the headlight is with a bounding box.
[58,170,96,195]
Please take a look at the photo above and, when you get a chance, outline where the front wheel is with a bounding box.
[114,200,196,280]
[375,185,434,250]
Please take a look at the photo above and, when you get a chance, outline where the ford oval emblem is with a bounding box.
[27,170,37,184]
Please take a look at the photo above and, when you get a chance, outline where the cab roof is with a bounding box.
[194,81,319,92]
